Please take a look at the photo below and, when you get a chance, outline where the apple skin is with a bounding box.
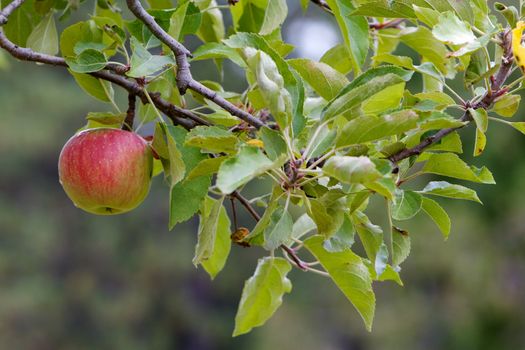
[58,128,153,215]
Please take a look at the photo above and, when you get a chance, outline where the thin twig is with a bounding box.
[389,30,514,164]
[230,196,238,230]
[281,245,309,270]
[123,93,137,131]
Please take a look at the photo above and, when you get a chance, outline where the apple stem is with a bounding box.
[123,93,137,131]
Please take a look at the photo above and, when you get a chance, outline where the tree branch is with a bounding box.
[389,29,514,164]
[125,0,266,130]
[0,1,207,130]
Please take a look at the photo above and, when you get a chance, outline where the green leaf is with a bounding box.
[65,49,107,73]
[418,181,481,203]
[69,70,113,102]
[259,0,287,35]
[192,42,246,67]
[291,214,316,242]
[246,186,282,245]
[362,83,405,115]
[323,215,355,252]
[230,0,265,33]
[306,195,346,238]
[305,122,337,159]
[152,123,186,187]
[474,128,487,157]
[241,48,292,129]
[426,132,463,153]
[320,44,352,74]
[413,4,441,26]
[186,156,227,181]
[259,127,287,160]
[229,0,287,35]
[224,33,305,135]
[351,211,383,264]
[217,146,282,194]
[491,94,521,118]
[288,58,349,100]
[304,235,375,331]
[421,153,495,184]
[504,121,525,135]
[372,242,389,277]
[196,0,225,43]
[323,156,382,184]
[168,126,211,228]
[26,11,58,55]
[324,67,412,120]
[60,22,89,57]
[126,19,161,49]
[365,176,396,201]
[325,0,369,73]
[470,108,488,132]
[352,1,416,18]
[400,26,453,76]
[391,226,410,267]
[417,111,466,131]
[169,0,202,41]
[336,110,418,147]
[354,0,472,22]
[127,37,175,77]
[392,190,422,221]
[421,197,451,239]
[432,12,475,45]
[201,198,232,279]
[263,208,293,250]
[185,126,238,153]
[193,196,225,266]
[85,111,125,128]
[376,264,403,286]
[374,54,445,83]
[233,257,292,336]
[2,0,38,46]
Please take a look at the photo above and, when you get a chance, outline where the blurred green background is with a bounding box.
[2,1,525,349]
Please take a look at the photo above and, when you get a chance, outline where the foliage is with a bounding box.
[1,0,525,335]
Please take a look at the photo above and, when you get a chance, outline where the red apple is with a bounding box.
[58,128,153,215]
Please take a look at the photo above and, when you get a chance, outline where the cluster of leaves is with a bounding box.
[3,0,525,336]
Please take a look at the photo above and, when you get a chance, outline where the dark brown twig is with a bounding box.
[123,93,137,131]
[230,191,261,221]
